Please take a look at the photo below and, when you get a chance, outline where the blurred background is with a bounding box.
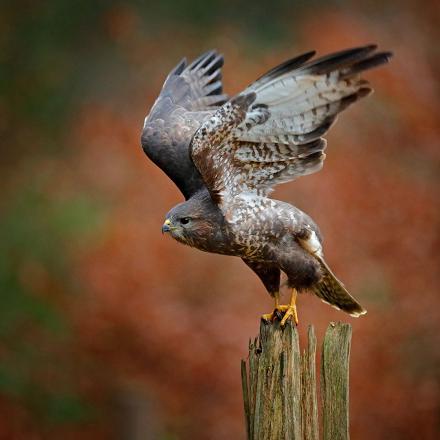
[1,0,439,439]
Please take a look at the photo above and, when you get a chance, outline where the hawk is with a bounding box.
[141,46,392,325]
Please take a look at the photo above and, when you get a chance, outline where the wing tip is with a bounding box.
[251,50,318,88]
[186,49,224,72]
[303,44,392,75]
[170,57,187,76]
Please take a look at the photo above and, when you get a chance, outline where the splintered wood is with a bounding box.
[241,321,352,440]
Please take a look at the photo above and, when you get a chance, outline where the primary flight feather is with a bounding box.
[141,46,392,325]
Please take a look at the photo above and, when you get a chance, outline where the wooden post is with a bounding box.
[301,326,318,440]
[241,321,352,440]
[321,322,352,440]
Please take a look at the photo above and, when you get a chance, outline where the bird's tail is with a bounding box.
[313,256,366,317]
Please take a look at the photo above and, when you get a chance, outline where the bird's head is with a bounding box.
[162,192,224,249]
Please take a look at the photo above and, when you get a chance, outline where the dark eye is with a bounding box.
[180,217,190,225]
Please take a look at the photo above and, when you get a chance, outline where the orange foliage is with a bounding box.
[2,2,439,439]
[75,12,438,440]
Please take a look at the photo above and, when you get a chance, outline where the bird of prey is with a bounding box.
[141,46,392,325]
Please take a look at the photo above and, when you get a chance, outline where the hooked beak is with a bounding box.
[162,219,171,234]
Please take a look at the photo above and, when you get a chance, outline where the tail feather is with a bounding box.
[313,257,366,317]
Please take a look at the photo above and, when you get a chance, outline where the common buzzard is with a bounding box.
[141,46,392,325]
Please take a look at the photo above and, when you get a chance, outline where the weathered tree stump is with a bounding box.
[241,321,352,440]
[321,322,352,440]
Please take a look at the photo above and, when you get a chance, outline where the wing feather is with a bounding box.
[190,46,392,206]
[141,51,228,199]
[237,46,392,148]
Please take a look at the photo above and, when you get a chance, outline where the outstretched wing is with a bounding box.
[141,50,228,200]
[191,45,392,206]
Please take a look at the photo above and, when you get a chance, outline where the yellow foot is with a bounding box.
[263,289,299,326]
[261,305,287,322]
[280,304,299,327]
[262,305,290,323]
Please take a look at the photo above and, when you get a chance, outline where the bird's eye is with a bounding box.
[180,217,190,225]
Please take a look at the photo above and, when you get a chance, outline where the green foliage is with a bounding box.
[1,0,438,437]
[1,0,320,161]
[136,0,302,41]
[0,170,105,425]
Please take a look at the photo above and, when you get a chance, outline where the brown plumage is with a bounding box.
[143,46,393,323]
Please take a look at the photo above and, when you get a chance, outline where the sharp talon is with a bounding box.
[280,305,299,327]
[280,288,299,327]
[263,290,299,325]
[262,306,286,322]
[262,305,293,323]
[262,312,275,322]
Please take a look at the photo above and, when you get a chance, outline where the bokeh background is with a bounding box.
[1,0,439,439]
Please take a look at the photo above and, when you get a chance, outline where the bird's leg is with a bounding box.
[274,291,280,309]
[262,291,284,322]
[280,288,299,327]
